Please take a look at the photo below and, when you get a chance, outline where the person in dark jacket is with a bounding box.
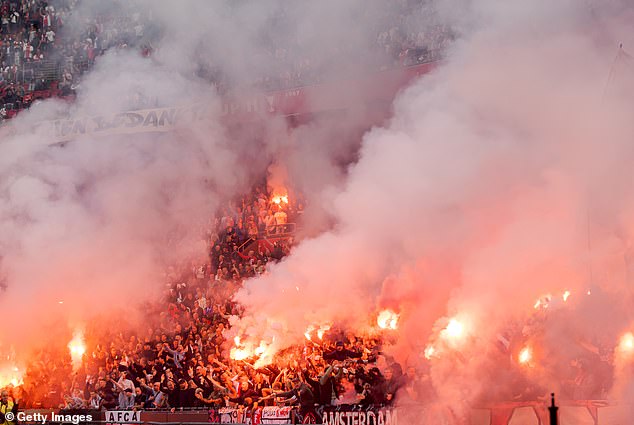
[323,342,362,362]
[229,381,260,406]
[272,377,314,410]
[316,364,343,405]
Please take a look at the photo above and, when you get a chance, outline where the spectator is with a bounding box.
[1,182,450,411]
[133,387,147,409]
[63,389,85,410]
[0,389,18,424]
[118,388,135,410]
[323,341,362,362]
[269,376,314,410]
[0,0,451,122]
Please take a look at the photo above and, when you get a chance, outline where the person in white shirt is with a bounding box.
[88,391,102,409]
[115,372,135,392]
[112,372,136,409]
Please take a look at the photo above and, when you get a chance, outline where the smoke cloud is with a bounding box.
[233,0,634,412]
[0,0,415,365]
[2,0,634,415]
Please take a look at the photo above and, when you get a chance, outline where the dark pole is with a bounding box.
[549,393,559,425]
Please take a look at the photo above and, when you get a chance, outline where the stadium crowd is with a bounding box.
[0,0,156,120]
[1,181,615,414]
[1,0,453,121]
[0,2,449,408]
[0,183,438,413]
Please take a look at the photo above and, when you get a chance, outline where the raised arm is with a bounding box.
[319,365,333,386]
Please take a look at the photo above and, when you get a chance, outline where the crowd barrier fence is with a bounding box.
[17,401,631,425]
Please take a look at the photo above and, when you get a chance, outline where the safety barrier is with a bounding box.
[18,400,632,425]
[237,224,297,254]
[471,399,634,425]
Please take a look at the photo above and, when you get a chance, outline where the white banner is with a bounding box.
[36,104,215,144]
[105,410,142,423]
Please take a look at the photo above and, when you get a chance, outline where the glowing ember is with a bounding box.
[618,332,634,354]
[562,290,571,302]
[377,309,399,330]
[67,331,86,369]
[518,346,532,364]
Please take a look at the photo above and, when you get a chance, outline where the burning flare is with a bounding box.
[444,318,464,339]
[377,309,399,330]
[230,336,273,366]
[230,347,251,361]
[618,332,634,355]
[304,324,331,341]
[68,331,86,370]
[254,341,267,356]
[304,326,315,341]
[317,324,331,340]
[518,346,532,365]
[230,336,251,360]
[424,345,436,360]
[271,192,289,205]
[438,316,469,349]
[533,294,552,310]
[562,290,571,302]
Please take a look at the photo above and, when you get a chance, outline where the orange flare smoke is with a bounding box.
[0,365,22,388]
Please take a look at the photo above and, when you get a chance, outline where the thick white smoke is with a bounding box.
[0,0,413,365]
[2,0,634,414]
[233,0,634,413]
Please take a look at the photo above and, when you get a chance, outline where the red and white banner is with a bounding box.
[259,406,293,424]
[208,406,293,425]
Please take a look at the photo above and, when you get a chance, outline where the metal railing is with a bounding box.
[236,224,297,253]
[262,223,296,237]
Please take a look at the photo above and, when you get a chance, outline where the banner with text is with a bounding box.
[37,104,215,144]
[208,406,294,425]
[319,406,397,425]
